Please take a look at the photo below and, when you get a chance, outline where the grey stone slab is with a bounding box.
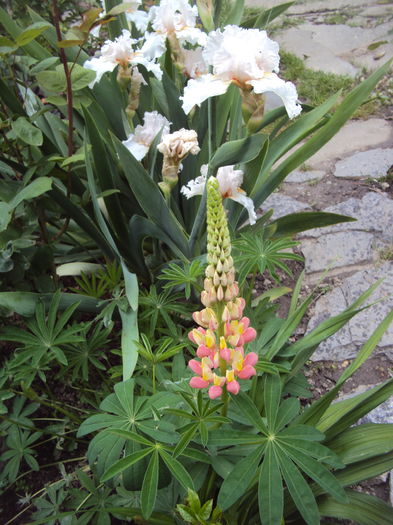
[300,192,393,241]
[307,287,353,361]
[287,0,371,14]
[275,27,359,77]
[299,23,392,56]
[360,5,393,17]
[260,193,311,219]
[341,263,393,350]
[284,170,325,183]
[360,396,393,425]
[334,148,393,180]
[339,384,393,424]
[279,119,393,168]
[301,231,374,273]
[309,263,393,361]
[352,42,393,72]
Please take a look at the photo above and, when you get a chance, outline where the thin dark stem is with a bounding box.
[51,0,74,242]
[52,0,74,160]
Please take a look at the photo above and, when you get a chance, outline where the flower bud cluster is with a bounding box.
[187,176,258,399]
[201,177,238,307]
[157,129,200,196]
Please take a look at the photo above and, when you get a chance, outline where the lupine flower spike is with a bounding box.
[188,177,258,400]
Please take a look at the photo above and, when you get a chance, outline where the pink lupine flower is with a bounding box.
[190,377,210,389]
[209,385,223,399]
[244,352,258,367]
[188,359,202,375]
[226,380,240,395]
[238,366,257,380]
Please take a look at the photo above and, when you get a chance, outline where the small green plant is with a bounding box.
[70,261,123,299]
[139,286,192,337]
[233,232,303,285]
[177,488,223,525]
[379,245,393,261]
[62,321,111,382]
[158,259,205,299]
[0,427,41,482]
[2,292,84,385]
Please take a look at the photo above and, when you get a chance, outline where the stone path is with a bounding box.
[251,0,393,501]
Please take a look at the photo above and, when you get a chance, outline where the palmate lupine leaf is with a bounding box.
[0,427,41,482]
[216,389,346,525]
[77,379,178,482]
[2,292,84,383]
[139,286,192,336]
[233,233,302,285]
[158,260,205,299]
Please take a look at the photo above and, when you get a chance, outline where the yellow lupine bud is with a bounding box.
[226,369,235,382]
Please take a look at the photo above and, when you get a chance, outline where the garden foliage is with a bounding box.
[0,0,392,523]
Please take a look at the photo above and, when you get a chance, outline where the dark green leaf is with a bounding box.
[159,448,194,490]
[12,117,43,146]
[318,489,393,525]
[101,447,152,482]
[210,134,267,173]
[275,448,320,525]
[259,444,283,525]
[231,393,269,435]
[15,22,50,46]
[218,444,265,510]
[141,451,159,519]
[271,212,356,237]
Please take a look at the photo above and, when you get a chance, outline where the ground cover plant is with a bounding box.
[0,0,393,523]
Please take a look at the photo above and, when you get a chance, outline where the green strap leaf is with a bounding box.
[242,2,294,29]
[264,374,282,431]
[210,133,267,173]
[107,428,153,447]
[119,307,139,381]
[231,392,269,435]
[101,447,152,482]
[275,447,320,525]
[112,136,190,258]
[270,211,356,238]
[328,423,393,465]
[282,444,347,503]
[318,378,393,439]
[256,59,392,207]
[159,448,194,490]
[141,450,159,519]
[259,444,283,525]
[217,444,265,511]
[334,450,393,489]
[318,489,393,525]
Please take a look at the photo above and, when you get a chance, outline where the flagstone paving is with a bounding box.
[251,0,393,484]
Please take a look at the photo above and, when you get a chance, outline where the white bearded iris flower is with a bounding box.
[181,25,301,119]
[122,111,171,161]
[91,0,149,37]
[144,0,207,59]
[84,29,162,87]
[181,165,257,225]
